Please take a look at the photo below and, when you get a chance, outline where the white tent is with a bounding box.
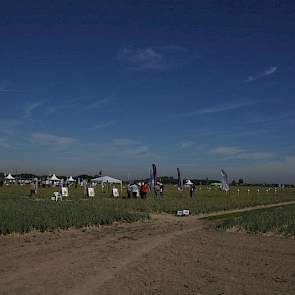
[68,176,76,182]
[5,173,15,181]
[185,179,193,186]
[49,174,60,181]
[92,176,122,192]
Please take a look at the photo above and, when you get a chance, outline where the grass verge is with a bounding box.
[207,205,295,236]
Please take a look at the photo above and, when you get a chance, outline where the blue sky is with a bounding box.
[1,1,295,182]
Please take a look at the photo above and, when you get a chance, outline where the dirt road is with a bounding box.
[0,212,294,295]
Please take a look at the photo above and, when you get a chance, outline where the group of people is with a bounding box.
[127,182,165,199]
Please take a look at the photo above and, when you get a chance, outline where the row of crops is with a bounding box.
[0,196,149,234]
[0,185,295,235]
[209,205,295,236]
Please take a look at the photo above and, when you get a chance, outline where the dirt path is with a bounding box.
[0,207,295,294]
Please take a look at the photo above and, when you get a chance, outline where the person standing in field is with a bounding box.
[130,183,138,198]
[190,183,196,198]
[154,183,160,197]
[34,179,38,195]
[127,183,131,198]
[142,182,149,199]
[30,181,36,196]
[140,183,144,199]
[159,184,164,197]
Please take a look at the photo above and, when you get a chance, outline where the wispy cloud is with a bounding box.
[123,145,149,156]
[24,101,44,119]
[0,88,24,94]
[0,138,10,148]
[117,45,194,70]
[84,98,110,109]
[32,133,76,146]
[210,146,273,160]
[93,121,115,129]
[210,146,243,157]
[117,47,164,70]
[112,138,140,146]
[179,101,255,117]
[179,141,193,148]
[247,111,295,126]
[0,118,21,135]
[245,66,278,82]
[47,97,111,114]
[112,138,150,157]
[0,81,24,94]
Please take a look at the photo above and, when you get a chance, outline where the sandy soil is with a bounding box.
[0,212,294,295]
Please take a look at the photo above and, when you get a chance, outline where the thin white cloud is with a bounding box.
[0,118,21,135]
[85,98,110,109]
[210,146,243,157]
[233,152,273,160]
[32,133,76,146]
[47,97,111,114]
[113,138,140,146]
[245,66,278,82]
[124,145,149,156]
[179,101,255,117]
[117,47,164,70]
[111,138,150,158]
[24,101,44,118]
[180,141,193,148]
[210,146,273,160]
[0,138,10,148]
[0,81,24,94]
[117,45,194,70]
[93,121,115,129]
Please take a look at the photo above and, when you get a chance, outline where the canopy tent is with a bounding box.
[68,176,76,182]
[210,182,222,188]
[5,173,15,181]
[91,176,122,192]
[185,179,193,186]
[49,174,60,181]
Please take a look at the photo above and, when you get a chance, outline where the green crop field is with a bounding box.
[208,205,295,236]
[0,184,294,234]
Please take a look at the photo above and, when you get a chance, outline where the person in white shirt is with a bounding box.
[130,183,139,198]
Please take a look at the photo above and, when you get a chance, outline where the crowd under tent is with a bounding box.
[210,182,223,188]
[91,176,123,192]
[5,173,15,182]
[49,174,60,182]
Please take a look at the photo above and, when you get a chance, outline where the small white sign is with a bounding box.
[176,210,190,216]
[88,187,95,197]
[177,210,183,216]
[61,187,69,197]
[52,192,62,201]
[112,188,119,197]
[183,210,190,216]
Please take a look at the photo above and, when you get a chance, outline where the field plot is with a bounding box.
[0,214,294,295]
[0,185,295,234]
[209,204,295,236]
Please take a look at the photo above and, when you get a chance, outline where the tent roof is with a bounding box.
[5,173,15,180]
[49,174,60,181]
[185,180,193,185]
[68,176,75,182]
[91,176,122,184]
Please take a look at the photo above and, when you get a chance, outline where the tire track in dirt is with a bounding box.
[0,202,295,295]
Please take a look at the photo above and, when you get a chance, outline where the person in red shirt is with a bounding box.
[142,182,149,199]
